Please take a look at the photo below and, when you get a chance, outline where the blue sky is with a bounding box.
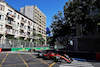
[5,0,68,27]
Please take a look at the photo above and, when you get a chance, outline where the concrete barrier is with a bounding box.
[11,47,50,51]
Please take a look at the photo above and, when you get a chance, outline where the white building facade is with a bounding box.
[0,1,38,42]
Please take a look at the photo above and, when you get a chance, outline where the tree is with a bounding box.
[50,11,71,46]
[32,28,37,42]
[92,0,100,33]
[92,0,100,10]
[64,0,99,35]
[32,29,44,44]
[36,34,45,45]
[50,11,63,46]
[33,29,36,37]
[37,34,42,38]
[46,36,51,44]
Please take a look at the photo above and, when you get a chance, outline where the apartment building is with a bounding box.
[20,5,46,42]
[0,1,38,41]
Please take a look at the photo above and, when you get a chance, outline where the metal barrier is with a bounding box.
[0,39,47,48]
[56,35,100,52]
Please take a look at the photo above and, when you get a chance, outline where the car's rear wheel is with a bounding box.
[47,56,50,59]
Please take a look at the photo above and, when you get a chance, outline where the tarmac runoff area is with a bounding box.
[60,60,94,67]
[0,51,100,67]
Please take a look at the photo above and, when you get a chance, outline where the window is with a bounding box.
[24,25,26,29]
[31,22,32,25]
[18,15,20,19]
[28,21,30,25]
[0,25,3,30]
[21,17,24,22]
[25,19,27,23]
[0,4,5,11]
[0,15,4,20]
[14,13,16,17]
[16,30,18,34]
[16,22,19,26]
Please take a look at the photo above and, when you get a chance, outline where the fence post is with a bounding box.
[29,42,30,47]
[25,41,26,47]
[32,42,34,47]
[5,39,6,47]
[35,43,36,47]
[36,43,38,47]
[13,40,14,48]
[74,37,78,52]
[20,41,21,48]
[37,43,38,47]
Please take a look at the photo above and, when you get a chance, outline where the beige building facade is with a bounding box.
[20,5,46,43]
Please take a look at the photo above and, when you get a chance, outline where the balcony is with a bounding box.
[20,32,25,37]
[20,32,24,35]
[27,34,31,38]
[6,29,14,35]
[27,29,31,32]
[20,25,24,30]
[6,21,14,27]
[27,28,32,32]
[33,29,36,33]
[21,20,25,24]
[0,28,3,31]
[28,24,31,26]
[0,28,4,34]
[7,12,15,19]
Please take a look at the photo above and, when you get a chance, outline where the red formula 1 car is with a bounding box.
[43,51,57,59]
[43,51,72,63]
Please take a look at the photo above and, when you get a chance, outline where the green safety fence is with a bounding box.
[11,47,50,51]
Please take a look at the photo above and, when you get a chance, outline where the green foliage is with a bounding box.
[46,36,52,44]
[6,36,15,39]
[92,0,100,9]
[33,32,36,36]
[19,38,24,40]
[32,30,41,43]
[64,0,99,35]
[33,39,38,42]
[37,34,42,37]
[46,31,50,34]
[50,10,71,46]
[50,0,100,45]
[33,33,45,44]
[40,37,45,44]
[24,39,30,41]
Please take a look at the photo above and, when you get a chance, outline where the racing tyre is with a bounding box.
[54,57,58,62]
[47,56,50,60]
[66,59,71,64]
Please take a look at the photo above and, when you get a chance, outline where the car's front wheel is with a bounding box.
[53,57,58,62]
